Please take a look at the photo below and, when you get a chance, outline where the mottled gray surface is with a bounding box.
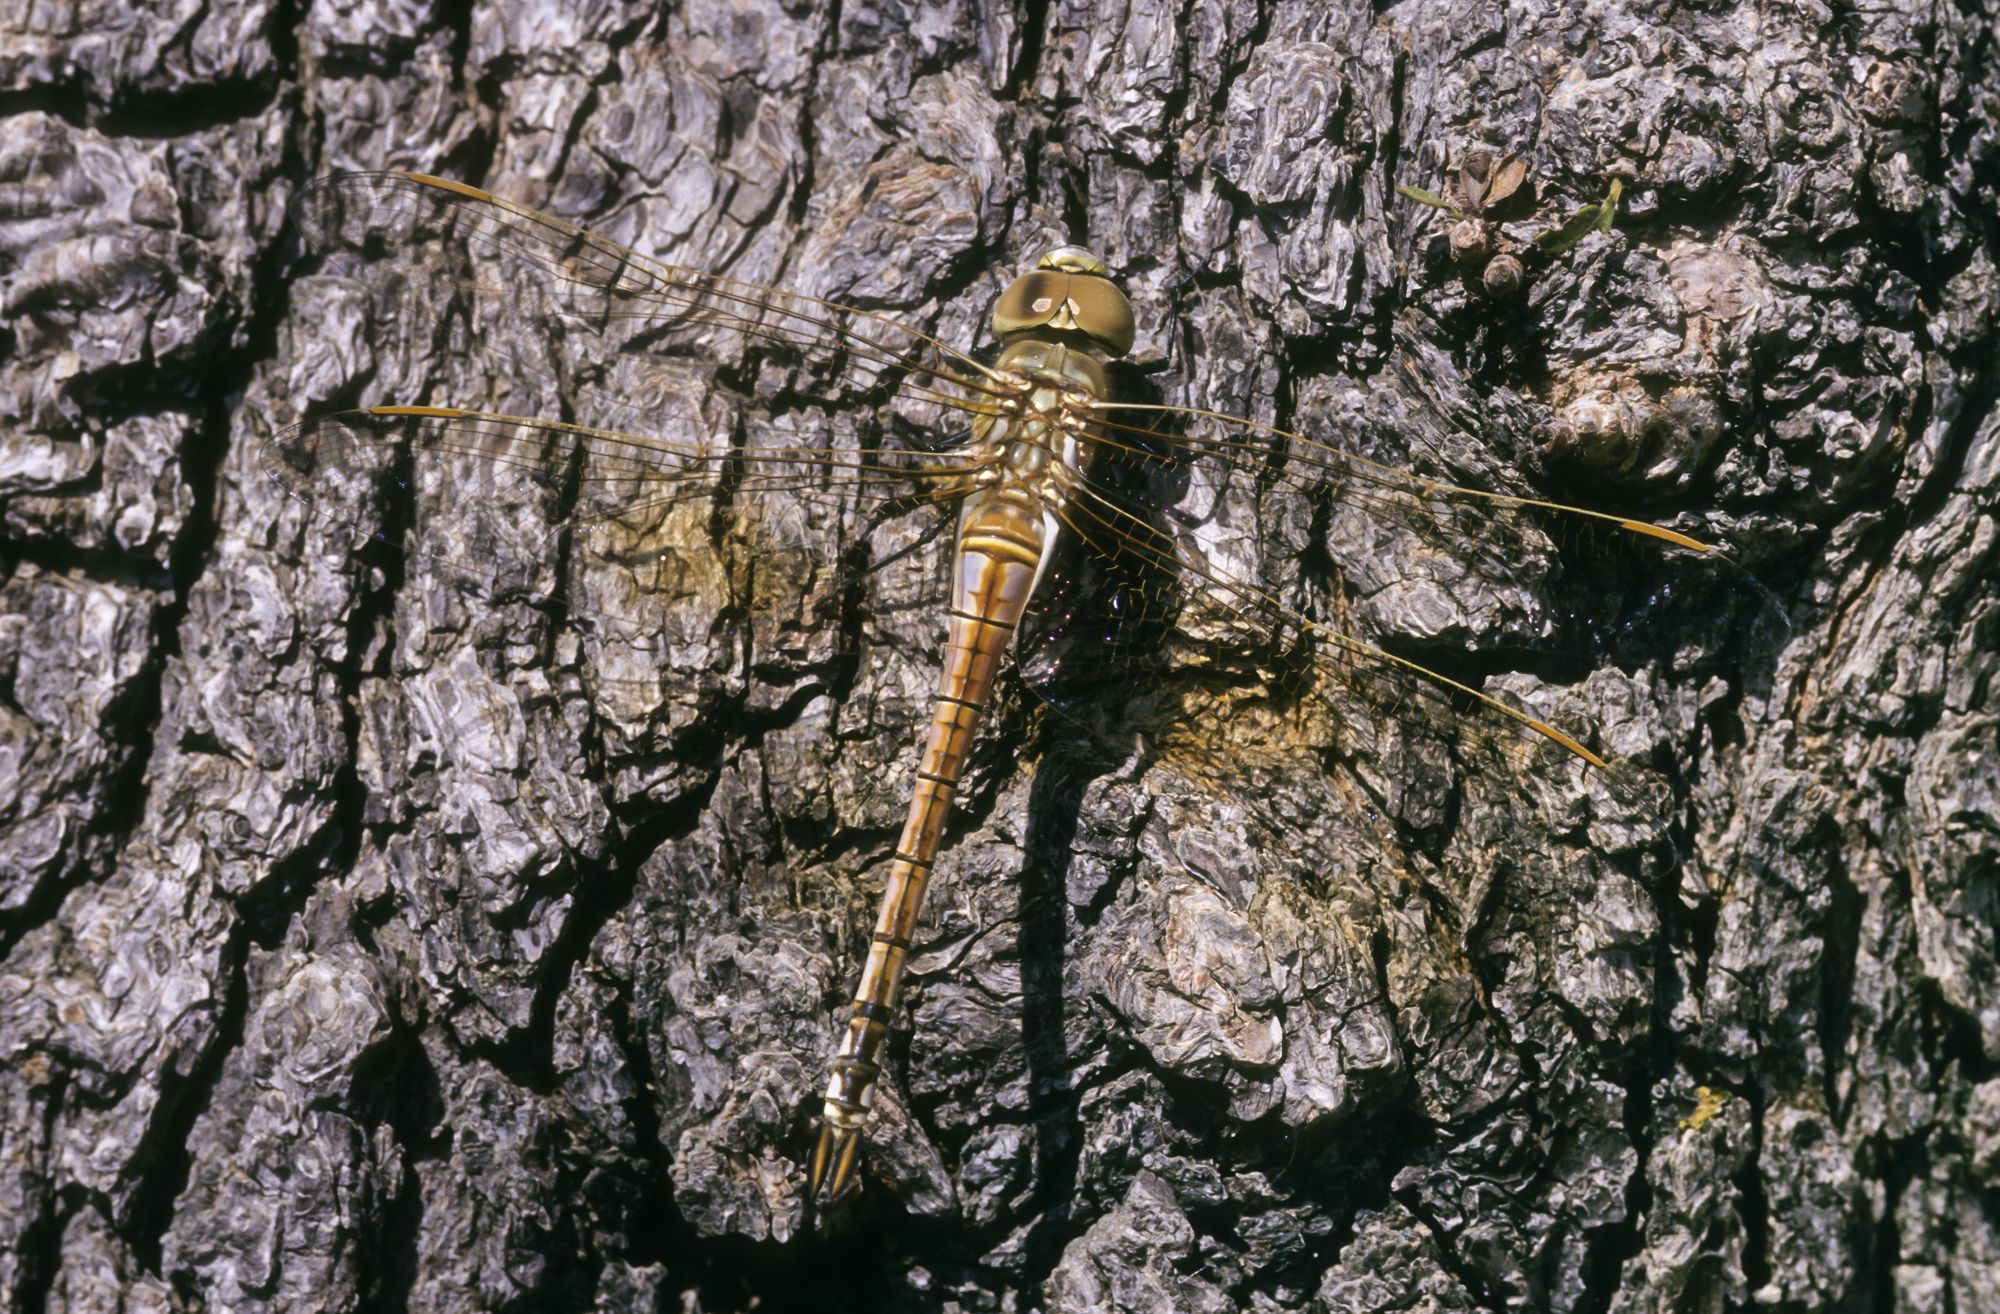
[1,0,1995,1311]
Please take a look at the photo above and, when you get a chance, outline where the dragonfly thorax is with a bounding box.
[972,360,1103,505]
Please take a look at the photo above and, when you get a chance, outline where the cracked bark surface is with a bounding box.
[2,1,1996,1311]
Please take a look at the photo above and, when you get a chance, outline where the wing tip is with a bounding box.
[400,171,492,202]
[1524,716,1608,769]
[1618,519,1715,553]
[366,405,466,419]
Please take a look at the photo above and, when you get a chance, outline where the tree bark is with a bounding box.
[2,1,1995,1311]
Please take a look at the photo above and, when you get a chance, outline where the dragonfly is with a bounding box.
[267,171,1759,1203]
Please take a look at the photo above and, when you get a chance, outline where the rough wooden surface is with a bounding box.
[2,1,1996,1311]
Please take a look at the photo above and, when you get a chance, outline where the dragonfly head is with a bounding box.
[993,246,1136,359]
[1039,245,1108,276]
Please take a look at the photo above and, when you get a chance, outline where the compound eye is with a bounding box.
[1060,277,1135,356]
[992,264,1136,357]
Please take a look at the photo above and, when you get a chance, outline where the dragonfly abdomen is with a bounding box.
[811,488,1056,1199]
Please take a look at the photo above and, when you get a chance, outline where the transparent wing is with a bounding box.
[1015,384,1785,834]
[274,172,1785,835]
[277,171,1010,725]
[290,170,1015,421]
[263,403,976,721]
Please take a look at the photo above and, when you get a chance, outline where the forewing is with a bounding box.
[289,170,1009,431]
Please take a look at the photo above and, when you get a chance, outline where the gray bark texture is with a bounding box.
[1,0,1995,1310]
